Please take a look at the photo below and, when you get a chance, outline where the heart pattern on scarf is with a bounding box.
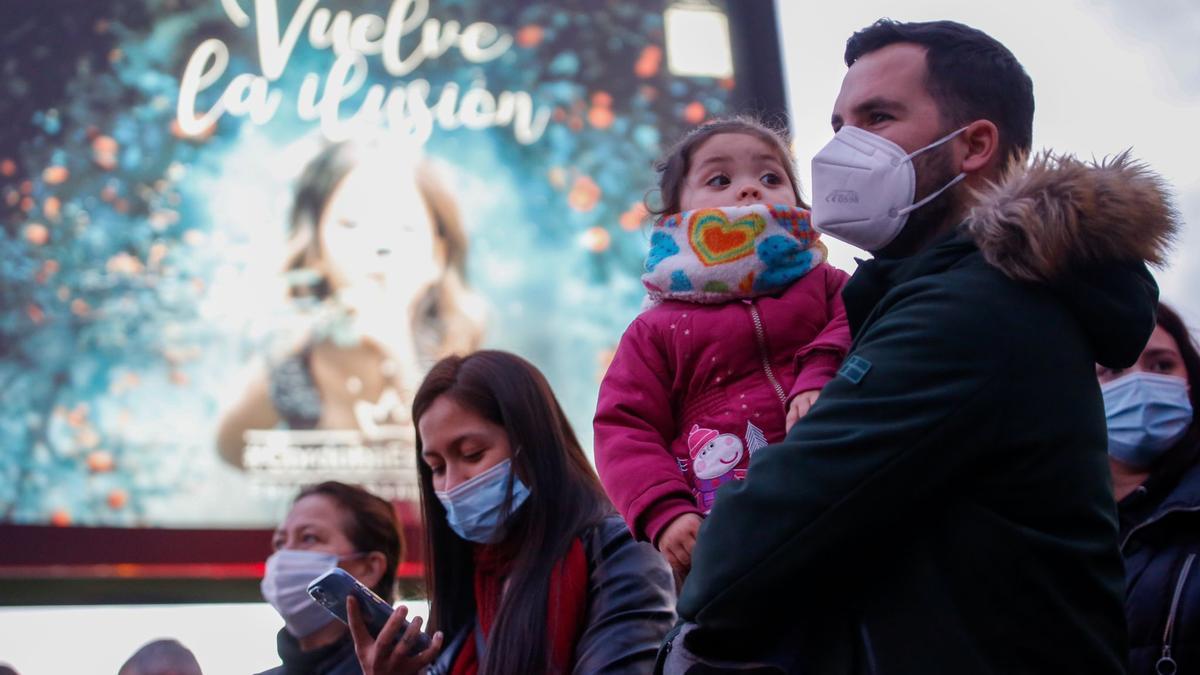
[688,209,767,267]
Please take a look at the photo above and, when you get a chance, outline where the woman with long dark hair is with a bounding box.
[348,350,675,674]
[1099,302,1200,673]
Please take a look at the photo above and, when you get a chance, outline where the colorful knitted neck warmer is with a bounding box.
[641,204,825,304]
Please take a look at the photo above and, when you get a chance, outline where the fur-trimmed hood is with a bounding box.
[965,151,1180,282]
[965,151,1180,368]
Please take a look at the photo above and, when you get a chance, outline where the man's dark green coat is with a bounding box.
[675,153,1180,674]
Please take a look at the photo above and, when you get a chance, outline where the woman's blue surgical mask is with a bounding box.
[435,458,530,544]
[1102,372,1193,468]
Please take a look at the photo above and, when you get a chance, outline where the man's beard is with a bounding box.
[875,137,963,259]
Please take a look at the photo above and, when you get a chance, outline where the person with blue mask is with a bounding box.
[258,481,402,675]
[347,350,675,675]
[1101,302,1200,675]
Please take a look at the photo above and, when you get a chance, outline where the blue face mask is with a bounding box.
[1102,372,1193,468]
[435,458,530,544]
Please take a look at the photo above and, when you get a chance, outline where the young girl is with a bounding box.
[594,117,852,577]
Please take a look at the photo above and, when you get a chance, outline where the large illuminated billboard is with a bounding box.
[0,0,786,594]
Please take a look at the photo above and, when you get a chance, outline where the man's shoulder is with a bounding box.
[890,253,1059,328]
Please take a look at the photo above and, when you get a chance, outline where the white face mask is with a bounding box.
[810,125,968,252]
[261,549,349,638]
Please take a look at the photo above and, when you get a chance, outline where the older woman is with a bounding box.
[258,481,402,675]
[348,351,675,674]
[1100,302,1199,674]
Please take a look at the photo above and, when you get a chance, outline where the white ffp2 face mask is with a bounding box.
[810,125,967,252]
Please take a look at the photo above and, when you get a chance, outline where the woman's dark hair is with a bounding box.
[295,481,403,602]
[1147,302,1200,482]
[649,115,806,216]
[412,351,612,675]
[845,19,1034,165]
[284,140,482,358]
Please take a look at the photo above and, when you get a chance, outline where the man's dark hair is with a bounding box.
[845,19,1034,163]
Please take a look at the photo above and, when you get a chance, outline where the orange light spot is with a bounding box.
[43,166,69,185]
[170,370,190,386]
[70,298,90,316]
[170,118,216,141]
[108,489,128,510]
[620,203,650,231]
[20,196,34,212]
[36,259,60,284]
[582,227,612,253]
[684,101,706,125]
[26,303,45,324]
[50,509,72,527]
[92,136,119,171]
[568,175,602,212]
[515,24,543,48]
[0,159,15,176]
[634,45,662,78]
[588,106,614,129]
[719,77,736,90]
[591,91,613,108]
[77,428,100,449]
[106,252,144,276]
[67,404,89,428]
[87,450,115,473]
[547,166,566,189]
[24,223,49,245]
[148,243,168,268]
[44,196,61,221]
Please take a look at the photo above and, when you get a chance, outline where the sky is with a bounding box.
[777,0,1200,329]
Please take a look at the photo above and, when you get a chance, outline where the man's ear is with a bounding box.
[959,119,1001,175]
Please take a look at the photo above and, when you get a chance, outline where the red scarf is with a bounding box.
[450,537,588,675]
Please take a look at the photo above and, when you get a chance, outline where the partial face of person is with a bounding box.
[831,43,949,162]
[318,164,443,302]
[678,133,797,212]
[830,43,963,228]
[272,494,379,585]
[418,395,514,493]
[273,494,357,554]
[1097,326,1189,386]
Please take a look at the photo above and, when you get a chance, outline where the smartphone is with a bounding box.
[307,567,431,655]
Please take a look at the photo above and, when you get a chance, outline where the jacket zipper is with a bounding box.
[746,300,787,406]
[1121,505,1200,553]
[1157,553,1196,674]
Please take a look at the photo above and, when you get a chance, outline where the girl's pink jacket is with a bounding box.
[594,262,852,544]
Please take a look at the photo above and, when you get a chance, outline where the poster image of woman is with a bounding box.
[216,139,485,494]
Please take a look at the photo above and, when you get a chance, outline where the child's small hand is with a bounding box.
[656,512,702,576]
[786,390,821,432]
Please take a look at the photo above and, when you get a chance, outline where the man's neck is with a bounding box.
[874,204,966,259]
[1109,457,1151,502]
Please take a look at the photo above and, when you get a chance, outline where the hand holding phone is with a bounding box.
[307,568,432,655]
